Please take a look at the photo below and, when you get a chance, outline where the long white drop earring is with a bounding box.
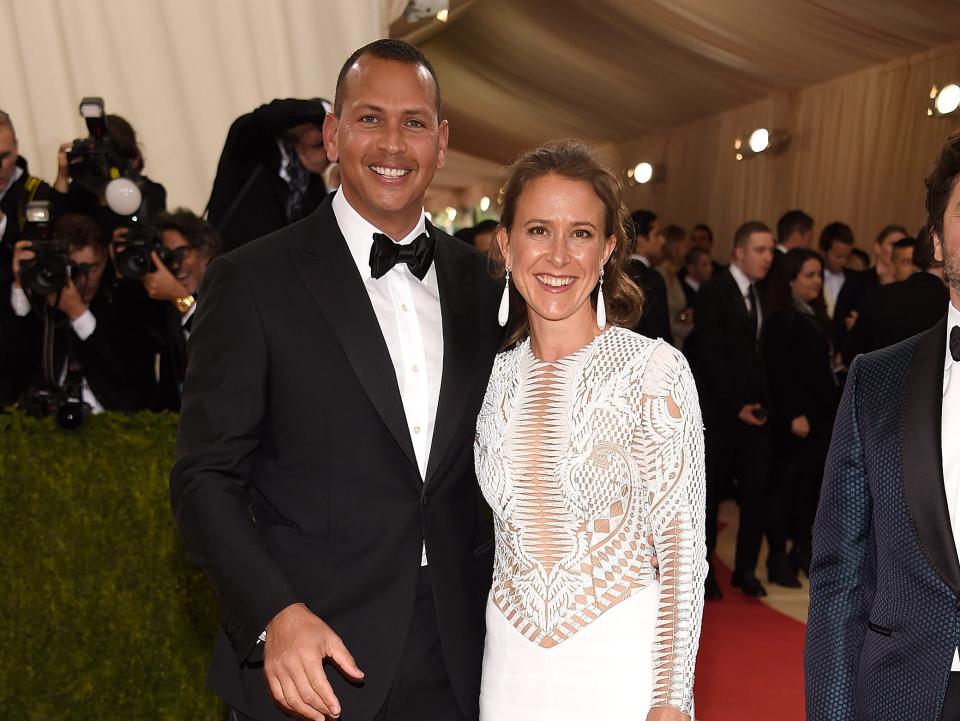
[596,267,606,329]
[498,268,511,327]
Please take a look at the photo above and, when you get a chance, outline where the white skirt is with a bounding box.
[480,582,658,721]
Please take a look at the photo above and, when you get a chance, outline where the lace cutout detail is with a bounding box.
[475,327,706,714]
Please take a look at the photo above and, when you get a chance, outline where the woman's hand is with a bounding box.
[646,705,690,721]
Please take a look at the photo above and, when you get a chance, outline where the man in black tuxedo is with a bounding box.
[806,133,960,721]
[843,234,948,359]
[681,246,713,308]
[171,40,501,721]
[626,209,673,344]
[818,221,855,322]
[691,221,774,599]
[208,98,332,251]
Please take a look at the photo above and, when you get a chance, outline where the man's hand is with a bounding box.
[264,603,364,721]
[56,278,87,320]
[12,239,35,289]
[142,251,189,302]
[791,415,811,439]
[844,309,859,332]
[737,403,767,427]
[54,141,72,193]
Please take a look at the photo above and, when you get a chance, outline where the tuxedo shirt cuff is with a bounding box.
[70,309,97,340]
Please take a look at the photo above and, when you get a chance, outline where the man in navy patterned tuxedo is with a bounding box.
[805,133,960,720]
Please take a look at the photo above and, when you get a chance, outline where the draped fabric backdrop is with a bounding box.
[0,0,402,213]
[616,40,960,261]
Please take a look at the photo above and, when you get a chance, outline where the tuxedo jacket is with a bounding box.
[689,268,768,423]
[805,315,960,720]
[626,258,674,344]
[170,197,501,721]
[842,272,949,363]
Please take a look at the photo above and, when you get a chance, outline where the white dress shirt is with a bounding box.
[823,268,846,319]
[941,301,960,670]
[332,189,443,566]
[729,262,762,337]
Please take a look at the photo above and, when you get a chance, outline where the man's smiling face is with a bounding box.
[323,55,447,240]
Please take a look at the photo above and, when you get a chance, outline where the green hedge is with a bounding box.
[0,410,224,720]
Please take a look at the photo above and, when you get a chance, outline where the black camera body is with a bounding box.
[65,97,131,195]
[114,224,177,280]
[18,201,72,297]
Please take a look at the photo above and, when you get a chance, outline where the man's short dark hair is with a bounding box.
[892,236,916,251]
[818,222,855,253]
[629,210,657,240]
[913,226,936,271]
[55,214,106,251]
[925,133,960,244]
[692,223,713,241]
[334,39,442,118]
[0,109,15,140]
[776,210,814,244]
[734,220,771,249]
[684,246,709,267]
[473,219,497,234]
[851,247,870,267]
[155,209,223,259]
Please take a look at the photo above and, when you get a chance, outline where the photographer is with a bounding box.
[137,209,222,411]
[0,110,56,405]
[54,109,166,239]
[10,213,153,413]
[207,98,330,250]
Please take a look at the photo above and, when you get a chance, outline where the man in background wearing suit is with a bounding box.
[806,133,960,720]
[771,210,814,271]
[626,209,673,344]
[692,221,774,599]
[171,40,501,721]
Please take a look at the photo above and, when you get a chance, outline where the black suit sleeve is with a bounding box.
[693,284,740,415]
[170,255,301,661]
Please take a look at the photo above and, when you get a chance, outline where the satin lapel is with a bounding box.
[424,234,479,488]
[902,315,960,595]
[292,203,418,474]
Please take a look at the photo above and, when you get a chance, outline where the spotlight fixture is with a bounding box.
[479,196,491,212]
[445,206,457,222]
[403,0,450,23]
[734,128,790,160]
[929,84,960,117]
[626,161,659,186]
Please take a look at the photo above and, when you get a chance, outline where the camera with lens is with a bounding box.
[17,201,72,297]
[114,223,179,281]
[66,97,132,196]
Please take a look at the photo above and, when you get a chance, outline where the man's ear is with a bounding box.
[322,113,339,163]
[932,225,945,263]
[436,119,449,170]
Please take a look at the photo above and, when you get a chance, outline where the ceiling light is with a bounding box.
[436,9,449,21]
[480,196,491,212]
[445,207,457,222]
[748,128,770,154]
[931,84,960,117]
[403,0,450,23]
[633,162,654,184]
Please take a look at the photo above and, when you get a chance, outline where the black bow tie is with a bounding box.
[369,231,435,281]
[951,325,960,362]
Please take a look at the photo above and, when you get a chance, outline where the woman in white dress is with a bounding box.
[475,139,706,721]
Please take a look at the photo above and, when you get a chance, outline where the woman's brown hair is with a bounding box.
[489,139,643,349]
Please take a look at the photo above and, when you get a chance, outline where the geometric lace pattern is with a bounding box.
[475,326,707,715]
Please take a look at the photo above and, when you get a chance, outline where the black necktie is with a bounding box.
[746,283,759,338]
[369,231,436,281]
[951,325,960,362]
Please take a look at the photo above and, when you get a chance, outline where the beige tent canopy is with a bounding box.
[400,0,960,255]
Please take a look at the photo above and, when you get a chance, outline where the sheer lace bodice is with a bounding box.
[475,326,706,714]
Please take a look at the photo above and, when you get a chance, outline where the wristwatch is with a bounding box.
[174,295,196,314]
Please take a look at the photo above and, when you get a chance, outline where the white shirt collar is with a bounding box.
[776,244,788,254]
[0,165,24,205]
[729,262,753,297]
[331,188,427,282]
[947,300,960,372]
[684,276,701,292]
[630,253,650,268]
[824,268,845,280]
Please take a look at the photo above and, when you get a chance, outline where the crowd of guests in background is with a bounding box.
[624,207,950,599]
[1,101,949,601]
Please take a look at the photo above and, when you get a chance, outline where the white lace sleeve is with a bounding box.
[634,343,707,716]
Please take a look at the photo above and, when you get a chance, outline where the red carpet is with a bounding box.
[693,557,807,721]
